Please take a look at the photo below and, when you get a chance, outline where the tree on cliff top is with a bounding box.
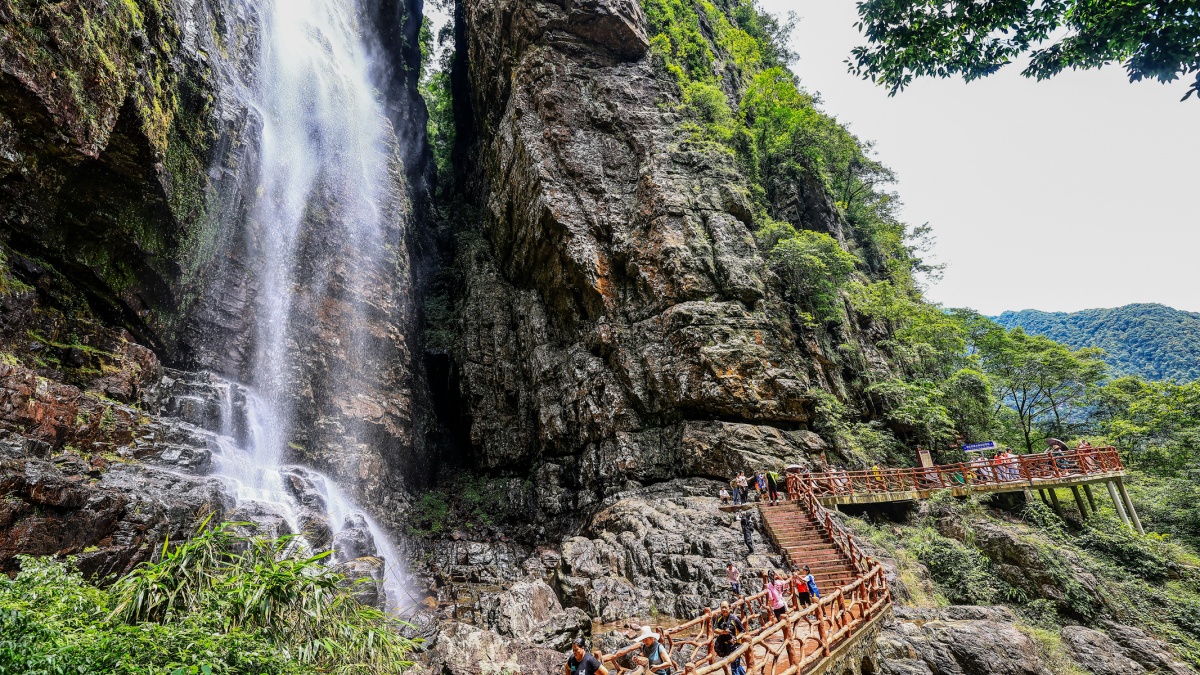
[848,0,1200,100]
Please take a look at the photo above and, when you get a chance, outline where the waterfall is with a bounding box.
[200,0,411,609]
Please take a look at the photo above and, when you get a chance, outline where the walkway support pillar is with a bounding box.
[1047,488,1064,518]
[1116,478,1145,535]
[1039,489,1050,506]
[1082,484,1098,513]
[1106,480,1131,528]
[1071,486,1089,520]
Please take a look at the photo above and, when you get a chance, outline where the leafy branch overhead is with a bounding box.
[848,0,1200,100]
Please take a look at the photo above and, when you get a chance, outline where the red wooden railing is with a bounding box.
[599,483,891,673]
[787,447,1123,501]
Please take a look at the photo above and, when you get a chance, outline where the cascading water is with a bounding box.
[197,0,412,609]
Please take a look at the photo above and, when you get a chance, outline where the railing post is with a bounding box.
[1106,480,1131,529]
[1116,477,1145,535]
[1082,483,1098,513]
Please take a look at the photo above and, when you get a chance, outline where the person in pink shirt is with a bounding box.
[761,569,789,621]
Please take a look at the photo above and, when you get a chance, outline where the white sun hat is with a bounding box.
[635,625,660,642]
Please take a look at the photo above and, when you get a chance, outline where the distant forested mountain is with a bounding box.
[994,304,1200,382]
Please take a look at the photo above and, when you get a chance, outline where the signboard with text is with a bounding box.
[963,441,997,453]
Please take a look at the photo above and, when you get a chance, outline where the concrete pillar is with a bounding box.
[1082,484,1098,513]
[1047,488,1064,518]
[1039,489,1050,506]
[1071,485,1089,520]
[1106,480,1131,528]
[1116,478,1145,535]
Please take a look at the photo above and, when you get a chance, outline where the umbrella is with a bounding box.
[785,464,805,472]
[1046,438,1069,450]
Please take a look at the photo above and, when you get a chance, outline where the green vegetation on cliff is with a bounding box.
[996,304,1200,383]
[0,522,417,675]
[848,493,1200,668]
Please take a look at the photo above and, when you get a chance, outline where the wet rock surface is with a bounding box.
[0,430,226,578]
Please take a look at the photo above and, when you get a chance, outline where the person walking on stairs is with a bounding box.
[739,512,755,554]
[765,469,781,505]
[712,601,746,675]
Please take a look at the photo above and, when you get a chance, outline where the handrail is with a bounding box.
[599,481,892,673]
[790,447,1123,501]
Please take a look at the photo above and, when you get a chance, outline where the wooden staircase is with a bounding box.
[759,502,858,590]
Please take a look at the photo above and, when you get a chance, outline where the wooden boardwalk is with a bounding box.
[595,447,1143,673]
[788,447,1144,533]
[598,485,891,674]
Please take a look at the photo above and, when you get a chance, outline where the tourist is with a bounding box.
[726,562,741,595]
[755,470,767,501]
[565,637,608,675]
[730,478,741,505]
[633,626,675,674]
[739,512,755,554]
[712,601,745,675]
[762,570,789,622]
[1005,449,1020,481]
[719,486,730,505]
[801,565,820,602]
[1077,441,1095,471]
[735,472,749,504]
[870,465,884,487]
[766,469,781,505]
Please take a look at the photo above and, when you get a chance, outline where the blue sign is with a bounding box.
[963,441,997,452]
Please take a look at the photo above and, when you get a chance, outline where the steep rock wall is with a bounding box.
[444,0,881,528]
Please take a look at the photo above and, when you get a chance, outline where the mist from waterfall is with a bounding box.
[203,0,410,609]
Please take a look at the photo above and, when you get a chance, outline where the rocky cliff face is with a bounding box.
[439,0,875,533]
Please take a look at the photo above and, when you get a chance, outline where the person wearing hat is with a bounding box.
[565,637,608,675]
[632,626,675,674]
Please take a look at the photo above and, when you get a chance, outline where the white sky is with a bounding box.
[758,0,1200,315]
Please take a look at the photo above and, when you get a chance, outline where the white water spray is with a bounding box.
[203,0,410,609]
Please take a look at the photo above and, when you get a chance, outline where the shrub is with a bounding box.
[907,527,1006,605]
[760,224,856,322]
[0,520,418,675]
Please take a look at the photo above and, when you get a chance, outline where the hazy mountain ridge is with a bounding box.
[995,303,1200,382]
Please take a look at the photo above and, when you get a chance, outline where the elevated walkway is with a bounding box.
[789,447,1144,533]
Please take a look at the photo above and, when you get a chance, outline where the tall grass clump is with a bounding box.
[0,517,418,675]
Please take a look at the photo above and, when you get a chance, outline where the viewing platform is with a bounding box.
[789,447,1144,533]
